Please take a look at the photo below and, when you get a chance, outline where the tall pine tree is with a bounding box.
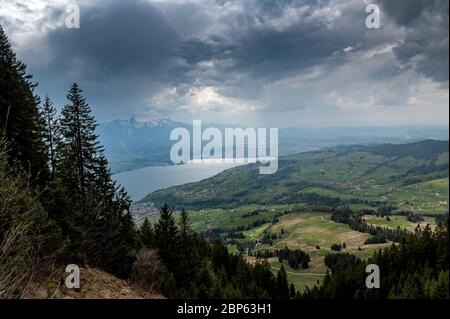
[40,95,59,173]
[57,83,102,212]
[0,25,48,183]
[276,265,290,299]
[56,83,138,277]
[140,217,155,247]
[154,204,178,268]
[179,208,190,241]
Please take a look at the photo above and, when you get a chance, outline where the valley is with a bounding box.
[1,0,448,302]
[144,203,439,291]
[139,140,448,291]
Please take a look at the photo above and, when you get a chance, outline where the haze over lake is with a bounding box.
[114,162,243,201]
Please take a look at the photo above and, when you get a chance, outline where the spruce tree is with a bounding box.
[0,25,48,183]
[92,155,117,210]
[276,265,289,299]
[56,83,138,277]
[58,83,102,212]
[140,217,154,247]
[289,283,296,299]
[432,271,449,299]
[179,208,190,240]
[154,204,178,268]
[40,95,59,173]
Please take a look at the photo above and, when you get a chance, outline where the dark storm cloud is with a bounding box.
[19,0,449,92]
[1,0,447,123]
[378,0,449,82]
[377,0,430,25]
[42,0,179,81]
[177,36,235,66]
[176,0,405,87]
[21,0,196,120]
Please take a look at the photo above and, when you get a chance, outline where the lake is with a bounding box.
[114,162,243,201]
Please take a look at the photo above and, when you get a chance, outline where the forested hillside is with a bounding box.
[302,222,449,299]
[1,23,448,300]
[0,25,286,299]
[142,140,448,215]
[0,25,138,296]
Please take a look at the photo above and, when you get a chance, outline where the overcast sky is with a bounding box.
[1,0,448,127]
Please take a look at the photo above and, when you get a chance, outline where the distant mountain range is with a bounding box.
[97,117,181,173]
[98,117,449,174]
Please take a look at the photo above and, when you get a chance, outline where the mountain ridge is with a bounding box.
[99,118,449,174]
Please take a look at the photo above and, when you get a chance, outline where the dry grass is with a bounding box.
[0,140,48,298]
[32,267,165,299]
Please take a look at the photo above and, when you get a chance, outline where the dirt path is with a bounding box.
[270,266,326,276]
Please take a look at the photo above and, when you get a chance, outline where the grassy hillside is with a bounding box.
[141,140,449,215]
[139,140,448,292]
[143,203,439,291]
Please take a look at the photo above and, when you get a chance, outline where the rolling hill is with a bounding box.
[140,140,449,215]
[139,140,448,291]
